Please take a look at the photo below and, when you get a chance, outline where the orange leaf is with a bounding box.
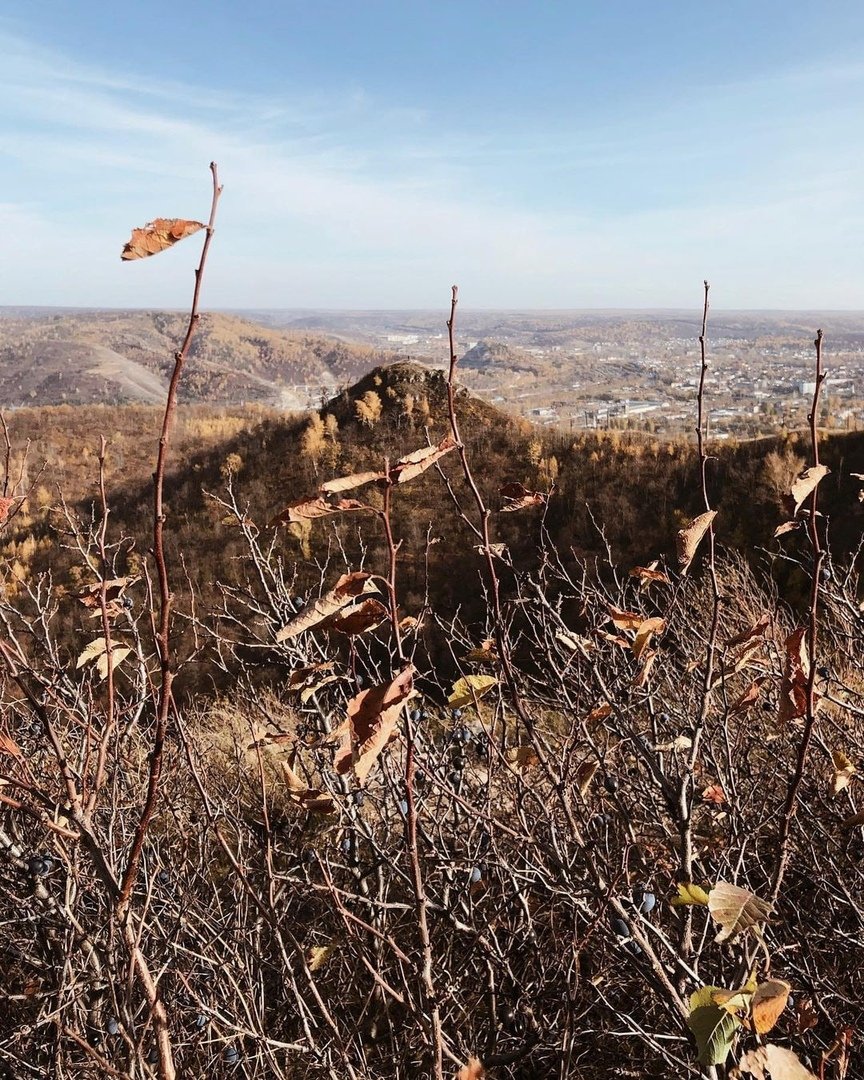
[121,218,205,260]
[457,1058,485,1080]
[633,617,665,660]
[333,666,414,785]
[0,496,15,526]
[0,731,21,757]
[779,627,809,724]
[701,783,726,806]
[608,606,643,632]
[629,564,671,586]
[751,979,791,1035]
[324,598,388,636]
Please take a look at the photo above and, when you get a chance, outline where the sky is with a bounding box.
[1,0,864,310]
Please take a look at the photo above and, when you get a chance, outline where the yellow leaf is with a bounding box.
[95,647,130,680]
[448,674,498,710]
[751,979,791,1035]
[307,943,337,972]
[671,882,711,906]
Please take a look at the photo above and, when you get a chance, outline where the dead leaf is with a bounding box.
[448,674,498,710]
[289,662,334,688]
[708,880,772,943]
[281,756,337,814]
[499,481,547,512]
[269,496,369,526]
[276,573,378,642]
[702,783,726,806]
[677,510,717,572]
[585,702,613,729]
[121,218,205,260]
[0,497,15,526]
[324,598,388,636]
[333,667,414,785]
[633,617,665,660]
[319,471,384,494]
[779,627,810,724]
[730,676,767,714]
[632,649,657,688]
[307,943,337,972]
[76,577,135,609]
[96,647,130,680]
[391,437,457,483]
[737,1044,818,1079]
[795,998,819,1033]
[0,732,21,757]
[629,564,671,586]
[751,979,791,1035]
[671,882,711,906]
[299,675,341,704]
[785,464,830,517]
[774,520,801,538]
[608,606,643,632]
[556,629,594,652]
[457,1057,485,1080]
[831,748,856,796]
[576,758,598,795]
[841,808,864,830]
[463,640,499,664]
[710,639,765,690]
[724,617,770,650]
[506,745,539,771]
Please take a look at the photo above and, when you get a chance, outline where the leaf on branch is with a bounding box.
[276,573,378,642]
[448,674,498,710]
[319,471,384,494]
[730,675,767,714]
[751,980,791,1035]
[688,985,740,1066]
[498,481,547,512]
[708,880,772,943]
[463,639,499,664]
[391,436,458,483]
[676,510,717,573]
[585,702,612,729]
[710,640,765,690]
[724,616,770,650]
[737,1044,818,1080]
[785,464,830,517]
[299,675,341,704]
[608,606,643,632]
[0,496,16,526]
[506,745,539,771]
[76,576,135,609]
[841,808,864,830]
[633,617,665,660]
[576,758,598,796]
[121,218,205,260]
[95,647,130,680]
[629,564,670,587]
[795,998,819,1033]
[281,756,337,814]
[269,496,369,526]
[456,1057,485,1080]
[671,882,711,906]
[701,783,726,806]
[307,943,337,972]
[0,731,22,757]
[324,598,388,636]
[831,749,856,795]
[631,650,657,688]
[333,666,414,785]
[779,627,810,724]
[474,542,508,558]
[288,662,334,688]
[774,520,801,538]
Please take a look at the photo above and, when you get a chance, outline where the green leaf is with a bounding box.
[688,986,740,1066]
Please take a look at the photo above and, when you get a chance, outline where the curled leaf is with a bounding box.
[324,598,388,636]
[276,573,378,642]
[575,758,599,796]
[269,496,369,526]
[633,617,665,660]
[730,675,767,714]
[319,471,384,494]
[785,464,830,517]
[737,1044,818,1079]
[751,979,791,1035]
[831,748,856,796]
[121,218,205,260]
[0,497,15,526]
[448,674,498,710]
[281,757,337,814]
[499,482,547,512]
[779,627,809,724]
[677,510,717,573]
[629,564,670,586]
[506,745,539,771]
[608,606,643,632]
[334,666,414,785]
[392,437,457,483]
[708,880,772,943]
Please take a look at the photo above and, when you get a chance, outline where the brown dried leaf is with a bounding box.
[0,496,16,526]
[595,628,631,648]
[585,702,613,729]
[751,979,791,1035]
[774,520,801,538]
[724,616,770,650]
[95,647,130,680]
[785,464,830,517]
[576,758,598,796]
[288,662,334,688]
[795,998,819,1033]
[281,757,337,814]
[269,496,369,526]
[499,481,547,512]
[677,510,717,572]
[392,436,457,483]
[448,674,498,710]
[608,606,644,631]
[629,564,671,586]
[457,1057,485,1080]
[506,745,539,771]
[701,783,726,806]
[121,218,205,260]
[779,627,809,724]
[632,649,657,688]
[737,1044,818,1080]
[463,639,499,664]
[708,880,772,943]
[730,675,767,714]
[0,731,21,757]
[633,617,665,660]
[276,573,378,642]
[324,598,388,636]
[319,471,384,494]
[831,748,856,796]
[299,675,341,704]
[77,577,135,609]
[334,666,414,785]
[841,808,864,830]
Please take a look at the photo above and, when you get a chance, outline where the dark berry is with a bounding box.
[224,1045,240,1065]
[193,1013,208,1031]
[106,1017,120,1036]
[635,888,656,915]
[610,916,630,939]
[603,774,619,794]
[762,699,774,712]
[818,666,831,679]
[410,708,422,723]
[157,869,171,885]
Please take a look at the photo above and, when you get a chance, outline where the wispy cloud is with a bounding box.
[1,28,863,309]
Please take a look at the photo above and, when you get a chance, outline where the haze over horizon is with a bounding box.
[2,1,864,311]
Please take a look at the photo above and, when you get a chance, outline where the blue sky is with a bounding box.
[2,1,864,309]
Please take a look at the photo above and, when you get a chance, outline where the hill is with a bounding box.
[0,309,411,408]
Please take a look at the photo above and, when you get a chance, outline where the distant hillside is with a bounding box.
[0,310,410,408]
